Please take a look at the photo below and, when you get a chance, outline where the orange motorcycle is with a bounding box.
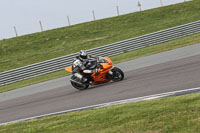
[65,57,124,90]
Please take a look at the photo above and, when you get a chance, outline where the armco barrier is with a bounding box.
[1,20,200,86]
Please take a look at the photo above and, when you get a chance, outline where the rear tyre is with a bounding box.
[70,76,89,90]
[110,67,124,82]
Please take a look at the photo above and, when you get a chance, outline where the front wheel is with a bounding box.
[109,67,124,82]
[70,76,89,90]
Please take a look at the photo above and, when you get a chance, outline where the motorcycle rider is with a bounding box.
[72,50,98,83]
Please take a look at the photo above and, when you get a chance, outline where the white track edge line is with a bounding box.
[0,87,200,126]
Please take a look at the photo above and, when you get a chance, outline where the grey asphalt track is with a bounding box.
[0,44,200,123]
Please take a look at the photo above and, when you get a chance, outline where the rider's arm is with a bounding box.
[72,59,86,73]
[88,55,98,59]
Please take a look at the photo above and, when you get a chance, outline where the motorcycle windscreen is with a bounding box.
[65,66,72,73]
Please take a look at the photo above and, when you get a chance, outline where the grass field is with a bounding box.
[0,0,200,72]
[1,93,200,132]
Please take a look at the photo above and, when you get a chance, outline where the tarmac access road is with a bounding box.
[0,43,200,124]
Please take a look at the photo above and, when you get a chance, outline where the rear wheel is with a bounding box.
[70,76,89,90]
[109,67,124,82]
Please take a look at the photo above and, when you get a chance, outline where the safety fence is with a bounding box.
[0,20,200,86]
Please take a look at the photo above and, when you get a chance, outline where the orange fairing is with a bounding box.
[65,66,72,73]
[100,63,112,70]
[103,57,113,66]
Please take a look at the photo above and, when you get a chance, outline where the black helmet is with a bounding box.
[79,50,88,60]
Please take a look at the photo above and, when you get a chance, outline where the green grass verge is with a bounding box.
[0,32,200,93]
[0,0,200,72]
[1,93,200,132]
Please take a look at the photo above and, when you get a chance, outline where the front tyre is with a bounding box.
[109,67,124,82]
[70,76,89,90]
